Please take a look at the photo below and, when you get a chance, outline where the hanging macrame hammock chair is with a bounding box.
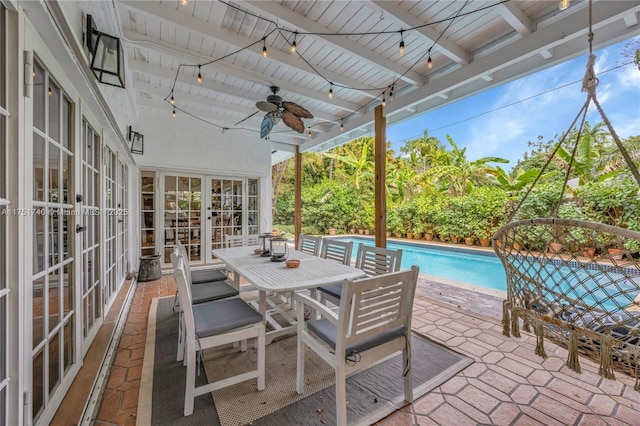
[492,1,640,391]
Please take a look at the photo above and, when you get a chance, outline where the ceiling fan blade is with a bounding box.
[256,101,278,112]
[282,111,305,133]
[283,101,313,119]
[260,114,275,139]
[233,110,259,126]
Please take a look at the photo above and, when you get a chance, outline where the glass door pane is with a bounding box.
[0,6,8,422]
[103,146,117,305]
[162,175,202,265]
[80,119,101,345]
[30,58,75,422]
[208,178,246,262]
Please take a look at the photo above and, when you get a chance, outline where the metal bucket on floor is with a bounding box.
[138,254,161,282]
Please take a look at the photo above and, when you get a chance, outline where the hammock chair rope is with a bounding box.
[493,0,640,391]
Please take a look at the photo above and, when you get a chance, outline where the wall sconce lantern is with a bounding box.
[128,126,144,154]
[86,15,125,88]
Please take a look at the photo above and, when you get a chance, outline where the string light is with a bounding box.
[32,70,36,77]
[197,66,202,83]
[559,0,570,10]
[170,94,175,105]
[48,87,52,96]
[160,0,486,135]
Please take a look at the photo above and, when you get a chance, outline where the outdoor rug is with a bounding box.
[139,296,473,426]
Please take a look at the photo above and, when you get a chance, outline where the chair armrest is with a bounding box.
[294,293,339,325]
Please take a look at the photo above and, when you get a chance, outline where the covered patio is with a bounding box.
[1,1,639,425]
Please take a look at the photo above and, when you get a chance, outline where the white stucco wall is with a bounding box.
[134,107,273,232]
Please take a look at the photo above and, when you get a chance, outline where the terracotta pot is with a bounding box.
[607,248,623,260]
[413,232,422,240]
[512,241,522,251]
[450,236,459,244]
[364,229,370,235]
[358,228,365,235]
[582,247,596,257]
[328,227,336,236]
[394,232,403,238]
[386,231,392,237]
[465,237,475,246]
[424,234,434,241]
[406,232,413,239]
[349,228,356,234]
[479,238,491,247]
[549,242,563,254]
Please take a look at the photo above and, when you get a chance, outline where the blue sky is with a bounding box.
[386,36,640,170]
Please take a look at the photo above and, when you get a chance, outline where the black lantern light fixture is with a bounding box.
[86,15,125,88]
[128,125,144,154]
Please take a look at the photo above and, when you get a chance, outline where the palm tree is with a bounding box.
[427,136,508,196]
[324,138,374,189]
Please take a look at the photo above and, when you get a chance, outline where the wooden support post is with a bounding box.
[294,145,302,245]
[374,105,387,248]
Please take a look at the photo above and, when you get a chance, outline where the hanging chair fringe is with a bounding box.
[599,336,616,380]
[566,329,581,374]
[635,363,639,391]
[502,300,511,337]
[534,323,547,359]
[511,308,521,338]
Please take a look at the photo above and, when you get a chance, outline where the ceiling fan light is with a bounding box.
[268,110,282,125]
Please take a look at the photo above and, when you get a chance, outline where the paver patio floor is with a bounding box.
[93,274,639,425]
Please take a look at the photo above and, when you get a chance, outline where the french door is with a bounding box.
[30,57,75,422]
[158,173,259,265]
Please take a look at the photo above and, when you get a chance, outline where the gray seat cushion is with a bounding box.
[191,268,228,284]
[307,318,407,356]
[193,298,263,338]
[317,283,342,299]
[191,282,238,304]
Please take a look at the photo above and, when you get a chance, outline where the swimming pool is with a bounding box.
[332,236,640,311]
[332,236,507,293]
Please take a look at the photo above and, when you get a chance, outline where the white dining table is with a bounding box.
[212,245,364,343]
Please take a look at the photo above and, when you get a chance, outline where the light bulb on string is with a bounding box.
[48,87,52,96]
[291,32,297,54]
[328,83,333,99]
[308,127,312,137]
[170,95,175,105]
[398,30,405,57]
[262,39,268,57]
[427,54,433,69]
[389,84,394,101]
[559,0,570,10]
[172,108,176,117]
[382,93,386,107]
[197,66,202,83]
[180,0,188,6]
[340,119,344,131]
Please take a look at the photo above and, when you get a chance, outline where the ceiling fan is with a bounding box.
[236,86,313,139]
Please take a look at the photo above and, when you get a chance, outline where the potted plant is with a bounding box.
[328,226,336,236]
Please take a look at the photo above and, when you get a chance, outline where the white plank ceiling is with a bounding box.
[115,1,640,163]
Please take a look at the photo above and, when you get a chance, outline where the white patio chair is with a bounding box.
[225,234,260,248]
[317,244,403,305]
[297,233,322,256]
[320,239,354,265]
[171,246,240,362]
[294,266,419,426]
[176,241,228,284]
[172,254,265,416]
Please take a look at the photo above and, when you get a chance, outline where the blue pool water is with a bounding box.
[333,236,507,292]
[333,237,640,311]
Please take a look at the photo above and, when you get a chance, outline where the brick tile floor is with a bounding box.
[94,274,639,425]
